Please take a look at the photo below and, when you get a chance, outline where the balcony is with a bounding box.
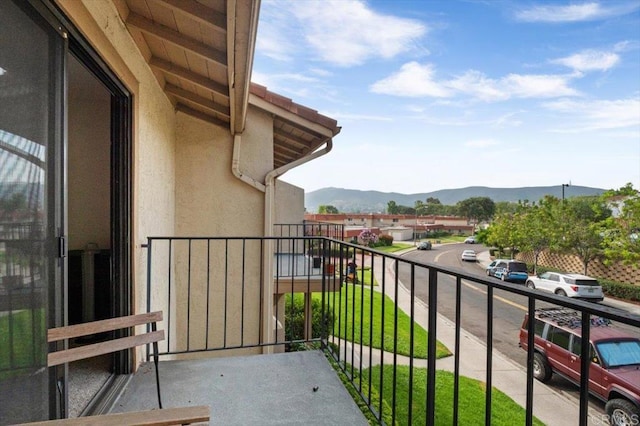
[114,230,640,425]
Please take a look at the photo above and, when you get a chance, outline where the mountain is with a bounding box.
[305,186,606,213]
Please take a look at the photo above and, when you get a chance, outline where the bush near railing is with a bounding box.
[285,294,334,350]
[599,279,640,303]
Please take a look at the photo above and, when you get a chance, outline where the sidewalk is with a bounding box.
[369,248,604,426]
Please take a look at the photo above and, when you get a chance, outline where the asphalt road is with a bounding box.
[397,242,640,412]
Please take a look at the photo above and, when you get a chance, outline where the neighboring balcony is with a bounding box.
[117,227,640,425]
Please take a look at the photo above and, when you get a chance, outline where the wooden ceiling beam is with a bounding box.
[127,12,227,66]
[165,84,230,117]
[151,0,226,33]
[273,127,313,149]
[150,57,228,98]
[176,104,229,128]
[274,141,304,157]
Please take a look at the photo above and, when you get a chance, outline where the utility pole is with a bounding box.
[561,183,570,201]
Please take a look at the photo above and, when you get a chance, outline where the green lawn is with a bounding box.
[0,309,46,380]
[357,365,544,426]
[317,285,451,359]
[373,243,414,253]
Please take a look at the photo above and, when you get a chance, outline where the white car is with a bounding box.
[464,236,477,244]
[461,250,477,262]
[525,272,604,302]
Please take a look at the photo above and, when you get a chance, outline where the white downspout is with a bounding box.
[231,133,333,353]
[232,134,266,192]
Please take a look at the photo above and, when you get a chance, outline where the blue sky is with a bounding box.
[252,0,640,195]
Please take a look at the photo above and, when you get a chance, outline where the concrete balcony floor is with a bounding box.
[110,350,368,425]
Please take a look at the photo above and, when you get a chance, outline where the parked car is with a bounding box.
[461,249,477,262]
[525,272,604,302]
[464,236,477,244]
[519,308,640,425]
[485,259,529,283]
[417,241,432,250]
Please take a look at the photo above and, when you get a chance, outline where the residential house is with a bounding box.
[0,0,339,422]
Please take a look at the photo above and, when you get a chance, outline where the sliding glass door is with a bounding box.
[0,1,65,423]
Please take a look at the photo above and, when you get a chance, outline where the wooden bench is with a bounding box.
[34,311,210,425]
[23,405,210,425]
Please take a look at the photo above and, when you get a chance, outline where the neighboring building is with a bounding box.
[305,213,474,238]
[0,1,339,422]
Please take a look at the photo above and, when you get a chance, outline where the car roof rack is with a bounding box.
[535,307,612,329]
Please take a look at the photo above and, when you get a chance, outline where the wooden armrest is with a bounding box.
[22,405,210,425]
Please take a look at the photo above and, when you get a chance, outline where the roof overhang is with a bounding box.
[116,0,339,169]
[250,83,341,168]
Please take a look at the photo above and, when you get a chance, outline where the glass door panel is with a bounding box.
[0,0,64,423]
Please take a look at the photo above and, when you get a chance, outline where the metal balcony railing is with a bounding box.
[145,236,640,425]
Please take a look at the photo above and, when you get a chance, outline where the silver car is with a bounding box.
[525,272,604,302]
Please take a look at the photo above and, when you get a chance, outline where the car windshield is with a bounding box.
[509,262,527,272]
[596,340,640,367]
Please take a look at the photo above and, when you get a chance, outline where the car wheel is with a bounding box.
[533,352,552,382]
[526,281,535,289]
[555,289,567,297]
[605,399,640,426]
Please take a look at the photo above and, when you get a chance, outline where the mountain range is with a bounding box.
[305,186,606,213]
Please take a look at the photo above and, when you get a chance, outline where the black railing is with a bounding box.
[274,220,345,240]
[146,236,640,425]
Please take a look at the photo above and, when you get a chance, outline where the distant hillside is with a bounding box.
[305,186,606,213]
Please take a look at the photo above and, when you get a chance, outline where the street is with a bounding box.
[398,242,640,414]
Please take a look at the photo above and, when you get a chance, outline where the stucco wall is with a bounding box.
[275,180,304,225]
[172,106,274,355]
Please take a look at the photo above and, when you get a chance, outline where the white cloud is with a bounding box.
[447,70,508,102]
[371,63,579,100]
[260,0,427,67]
[370,62,452,97]
[543,97,640,131]
[501,73,580,98]
[551,49,620,72]
[515,2,639,23]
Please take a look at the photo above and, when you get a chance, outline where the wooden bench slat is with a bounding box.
[22,405,210,425]
[48,330,165,367]
[48,311,163,342]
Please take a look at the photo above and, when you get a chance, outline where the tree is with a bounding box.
[318,205,339,214]
[456,197,496,223]
[558,197,611,275]
[485,212,524,258]
[387,200,398,214]
[518,197,557,274]
[601,184,640,267]
[425,197,441,204]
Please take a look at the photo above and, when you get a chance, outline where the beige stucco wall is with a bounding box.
[275,180,304,225]
[171,106,275,355]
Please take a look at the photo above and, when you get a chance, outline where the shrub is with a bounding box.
[378,234,393,246]
[599,279,640,303]
[357,229,379,247]
[285,294,334,350]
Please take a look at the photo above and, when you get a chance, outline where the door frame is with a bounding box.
[34,0,134,416]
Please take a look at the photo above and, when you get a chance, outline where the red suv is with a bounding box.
[519,308,640,425]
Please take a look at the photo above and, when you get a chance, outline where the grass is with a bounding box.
[0,309,46,380]
[373,243,414,254]
[355,365,545,426]
[317,284,451,359]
